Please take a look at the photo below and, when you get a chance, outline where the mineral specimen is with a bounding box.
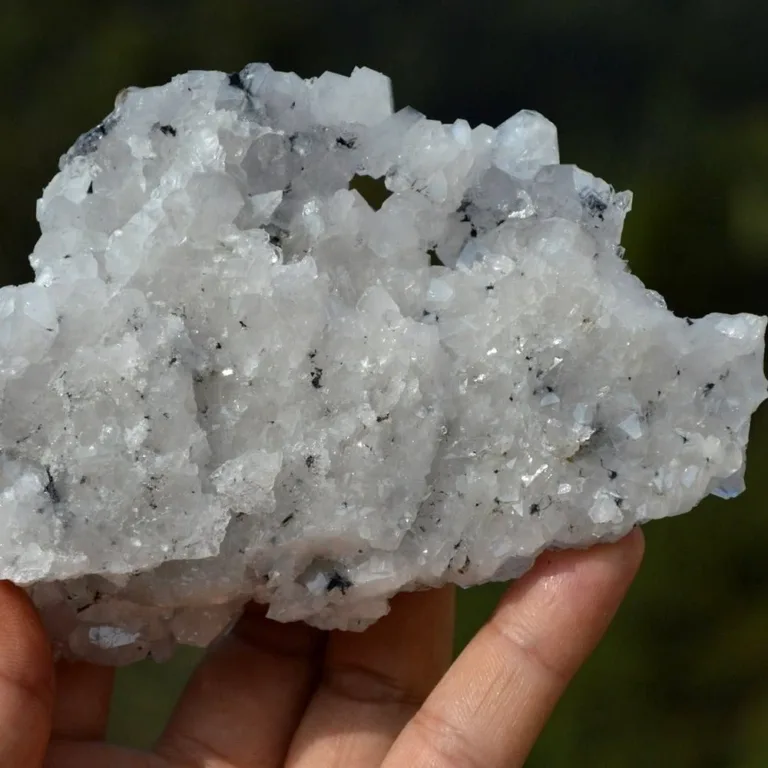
[1,65,764,664]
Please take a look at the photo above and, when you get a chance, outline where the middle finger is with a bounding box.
[155,604,324,768]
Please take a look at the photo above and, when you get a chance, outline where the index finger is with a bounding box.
[382,529,645,768]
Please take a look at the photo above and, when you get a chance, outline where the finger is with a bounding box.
[382,530,645,768]
[52,661,114,740]
[286,586,455,768]
[155,604,325,768]
[0,581,54,767]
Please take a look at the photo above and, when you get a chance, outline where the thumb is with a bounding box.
[0,581,53,767]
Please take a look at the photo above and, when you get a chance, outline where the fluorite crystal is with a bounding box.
[1,65,764,664]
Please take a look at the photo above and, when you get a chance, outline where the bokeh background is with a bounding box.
[2,1,768,764]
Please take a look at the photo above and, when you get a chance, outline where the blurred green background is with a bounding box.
[2,1,768,764]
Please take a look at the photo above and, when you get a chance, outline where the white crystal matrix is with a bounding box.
[1,65,765,663]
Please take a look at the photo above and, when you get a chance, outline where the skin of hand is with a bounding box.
[0,529,643,768]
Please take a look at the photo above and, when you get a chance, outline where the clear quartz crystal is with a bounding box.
[0,65,764,664]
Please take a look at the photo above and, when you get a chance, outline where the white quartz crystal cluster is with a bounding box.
[1,65,764,664]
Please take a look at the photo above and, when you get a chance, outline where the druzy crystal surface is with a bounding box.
[1,65,765,663]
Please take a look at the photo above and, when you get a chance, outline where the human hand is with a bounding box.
[0,530,643,768]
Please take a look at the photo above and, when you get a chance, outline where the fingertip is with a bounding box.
[503,526,645,602]
[486,529,646,681]
[582,526,646,593]
[623,525,646,568]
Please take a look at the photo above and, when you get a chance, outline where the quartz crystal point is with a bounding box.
[1,65,765,664]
